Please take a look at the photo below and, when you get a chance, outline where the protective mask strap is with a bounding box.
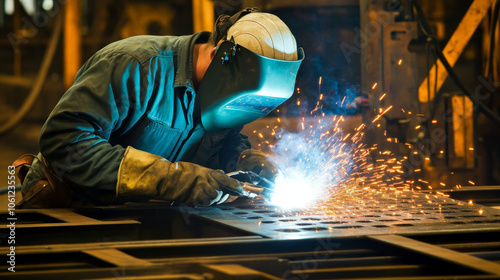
[212,7,261,44]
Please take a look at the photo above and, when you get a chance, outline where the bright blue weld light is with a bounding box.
[267,122,353,209]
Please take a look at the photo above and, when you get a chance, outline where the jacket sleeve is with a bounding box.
[39,52,149,191]
[218,128,251,172]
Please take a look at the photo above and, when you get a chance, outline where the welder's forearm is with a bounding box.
[36,53,145,192]
[39,119,125,191]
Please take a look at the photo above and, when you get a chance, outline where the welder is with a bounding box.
[16,8,304,208]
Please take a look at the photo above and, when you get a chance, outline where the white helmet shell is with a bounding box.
[226,13,298,61]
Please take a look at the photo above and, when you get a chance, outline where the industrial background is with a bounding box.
[1,0,500,279]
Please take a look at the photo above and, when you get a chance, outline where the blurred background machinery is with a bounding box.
[1,0,499,188]
[1,0,500,279]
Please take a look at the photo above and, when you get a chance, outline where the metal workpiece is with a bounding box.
[2,193,500,279]
[182,191,500,239]
[445,186,500,206]
[4,191,500,244]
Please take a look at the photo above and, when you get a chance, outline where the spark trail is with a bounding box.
[265,113,399,211]
[249,80,483,220]
[253,86,409,212]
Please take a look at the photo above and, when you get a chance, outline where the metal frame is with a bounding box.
[2,194,500,279]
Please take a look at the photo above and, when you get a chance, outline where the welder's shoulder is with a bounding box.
[95,35,183,64]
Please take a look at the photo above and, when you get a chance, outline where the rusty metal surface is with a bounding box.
[181,192,500,239]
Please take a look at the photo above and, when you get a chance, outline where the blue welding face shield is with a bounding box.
[198,41,304,132]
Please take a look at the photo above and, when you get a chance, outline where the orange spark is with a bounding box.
[372,105,393,123]
[341,96,346,107]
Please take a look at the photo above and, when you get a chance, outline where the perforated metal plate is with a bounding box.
[181,190,500,239]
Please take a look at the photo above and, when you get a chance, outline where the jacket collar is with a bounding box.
[174,31,211,91]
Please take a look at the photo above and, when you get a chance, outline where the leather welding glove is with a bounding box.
[117,147,243,206]
[236,149,280,182]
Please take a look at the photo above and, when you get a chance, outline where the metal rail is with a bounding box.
[1,194,500,279]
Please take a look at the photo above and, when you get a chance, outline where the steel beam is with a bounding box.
[370,234,500,275]
[83,249,154,267]
[418,0,496,102]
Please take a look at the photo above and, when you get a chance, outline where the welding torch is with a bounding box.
[227,170,275,199]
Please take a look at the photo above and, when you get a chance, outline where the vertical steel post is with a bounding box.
[192,0,214,33]
[64,0,81,89]
[14,0,21,77]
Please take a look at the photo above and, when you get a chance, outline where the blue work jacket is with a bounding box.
[22,32,250,203]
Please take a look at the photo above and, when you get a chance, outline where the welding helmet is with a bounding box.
[198,8,305,132]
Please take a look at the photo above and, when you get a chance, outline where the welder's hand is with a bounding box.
[117,147,243,206]
[236,149,280,182]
